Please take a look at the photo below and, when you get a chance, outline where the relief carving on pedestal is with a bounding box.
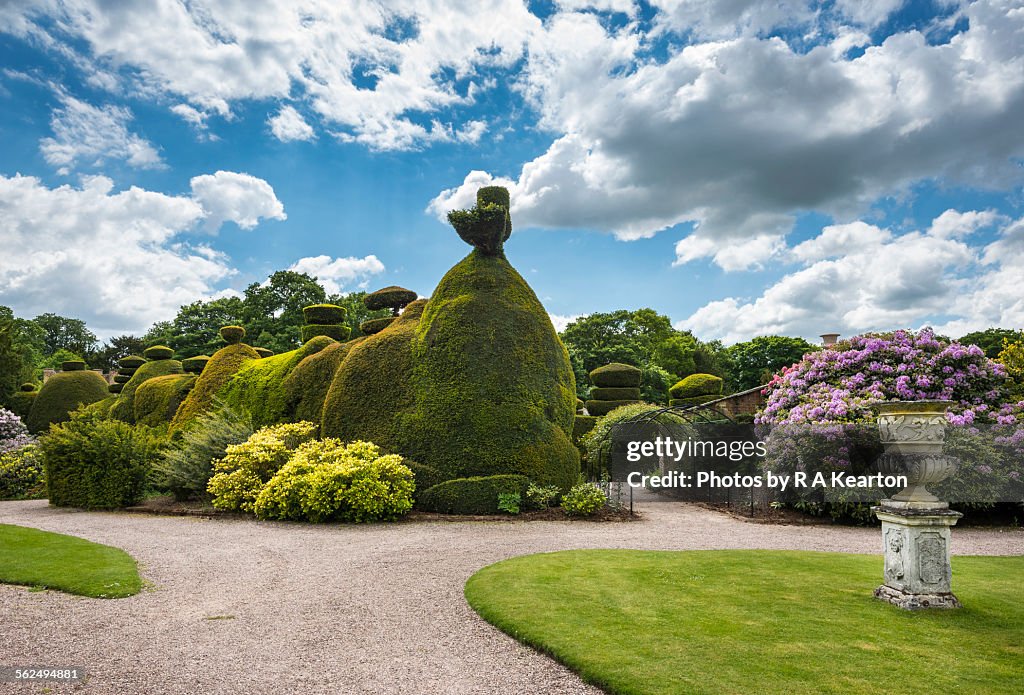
[885,527,905,582]
[917,533,946,585]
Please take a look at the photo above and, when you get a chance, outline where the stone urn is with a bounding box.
[874,400,957,510]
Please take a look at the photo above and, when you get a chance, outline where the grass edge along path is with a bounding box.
[0,523,141,598]
[465,549,1024,695]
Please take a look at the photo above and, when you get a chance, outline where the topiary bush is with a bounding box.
[417,475,530,515]
[364,286,418,315]
[8,384,38,420]
[61,360,86,371]
[133,374,197,427]
[40,412,163,509]
[302,304,347,325]
[220,325,246,345]
[108,383,124,394]
[114,374,133,384]
[0,444,45,500]
[170,342,260,432]
[206,421,317,512]
[300,323,350,343]
[359,317,395,335]
[589,363,642,388]
[254,440,415,523]
[590,387,642,401]
[26,369,110,434]
[670,373,724,399]
[254,347,275,359]
[151,400,253,501]
[284,339,364,426]
[219,336,334,429]
[119,355,146,370]
[586,399,643,416]
[182,355,210,374]
[109,357,184,424]
[144,345,174,361]
[572,415,599,443]
[561,481,607,516]
[447,186,512,256]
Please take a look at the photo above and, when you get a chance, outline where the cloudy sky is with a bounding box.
[1,0,1022,343]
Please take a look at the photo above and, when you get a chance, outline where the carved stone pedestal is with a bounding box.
[872,505,962,610]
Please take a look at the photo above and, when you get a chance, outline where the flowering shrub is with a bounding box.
[561,481,607,516]
[206,421,317,512]
[253,440,414,523]
[757,329,1024,519]
[0,445,45,500]
[0,407,35,454]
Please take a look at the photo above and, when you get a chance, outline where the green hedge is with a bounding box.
[133,374,196,427]
[170,343,260,432]
[118,355,146,369]
[670,373,724,399]
[302,303,347,325]
[114,374,132,384]
[669,394,720,408]
[219,336,334,429]
[586,399,642,416]
[301,324,350,343]
[359,317,395,335]
[144,345,174,361]
[590,386,642,401]
[109,359,184,424]
[41,414,162,509]
[181,355,210,374]
[61,360,86,372]
[417,475,530,515]
[589,363,642,388]
[26,370,109,434]
[572,415,599,443]
[80,395,117,418]
[364,286,418,313]
[403,459,444,499]
[284,339,363,426]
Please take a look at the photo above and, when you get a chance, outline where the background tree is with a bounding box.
[0,306,44,406]
[725,335,817,391]
[241,271,326,354]
[31,312,97,357]
[85,335,147,373]
[142,296,245,358]
[958,328,1024,358]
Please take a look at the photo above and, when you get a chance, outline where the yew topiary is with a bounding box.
[144,345,174,361]
[302,304,347,325]
[364,286,418,316]
[447,186,512,256]
[119,355,146,370]
[109,358,185,424]
[283,338,365,426]
[182,356,211,374]
[26,370,109,433]
[170,342,260,432]
[590,386,642,401]
[134,374,197,427]
[254,347,275,359]
[300,324,350,343]
[359,317,395,335]
[114,374,132,384]
[61,360,86,372]
[109,383,124,394]
[669,395,720,408]
[670,373,724,400]
[589,363,642,388]
[220,325,246,345]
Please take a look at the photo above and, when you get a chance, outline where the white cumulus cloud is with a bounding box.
[268,105,316,142]
[287,254,386,295]
[189,171,286,232]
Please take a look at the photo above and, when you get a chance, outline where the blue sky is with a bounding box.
[0,0,1022,343]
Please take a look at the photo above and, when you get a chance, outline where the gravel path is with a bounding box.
[2,493,1022,695]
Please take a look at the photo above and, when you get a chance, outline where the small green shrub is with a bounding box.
[206,421,317,512]
[586,399,642,416]
[359,317,395,335]
[220,325,246,344]
[525,483,560,510]
[152,401,254,501]
[26,370,110,434]
[669,395,720,408]
[300,324,350,343]
[590,387,642,401]
[0,445,46,500]
[670,373,724,399]
[302,303,347,325]
[589,363,642,388]
[40,413,163,509]
[497,492,521,515]
[417,475,530,515]
[254,440,415,523]
[364,286,418,314]
[144,345,174,361]
[561,482,607,516]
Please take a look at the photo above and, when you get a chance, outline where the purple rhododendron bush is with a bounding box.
[756,329,1024,522]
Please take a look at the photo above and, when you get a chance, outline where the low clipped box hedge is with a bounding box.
[589,363,642,388]
[670,373,724,399]
[590,387,641,401]
[359,317,395,335]
[417,475,530,515]
[586,399,642,416]
[40,414,162,509]
[669,394,720,408]
[302,303,347,325]
[301,324,350,343]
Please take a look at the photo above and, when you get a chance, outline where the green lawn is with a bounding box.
[0,523,141,598]
[465,550,1024,695]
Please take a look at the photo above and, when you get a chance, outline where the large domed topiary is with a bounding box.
[109,356,184,423]
[134,374,197,427]
[26,370,109,433]
[9,383,38,420]
[284,337,366,425]
[219,335,335,429]
[322,186,579,490]
[169,330,260,432]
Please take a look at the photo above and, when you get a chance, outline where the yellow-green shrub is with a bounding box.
[254,440,414,523]
[206,421,317,512]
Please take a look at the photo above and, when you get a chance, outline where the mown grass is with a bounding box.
[0,523,141,598]
[465,549,1024,695]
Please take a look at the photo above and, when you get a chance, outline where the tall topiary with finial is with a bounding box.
[447,186,513,256]
[360,286,417,335]
[170,325,260,432]
[300,305,350,343]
